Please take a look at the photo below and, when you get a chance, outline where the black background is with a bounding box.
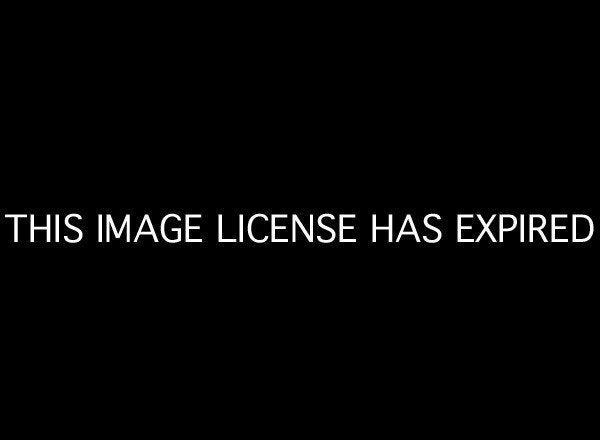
[1,6,597,434]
